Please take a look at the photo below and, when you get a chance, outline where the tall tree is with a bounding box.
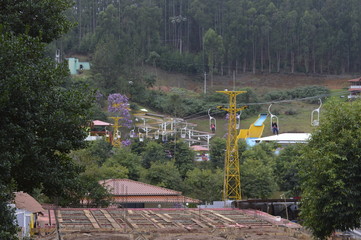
[183,168,223,203]
[203,28,224,86]
[0,0,93,236]
[300,98,361,239]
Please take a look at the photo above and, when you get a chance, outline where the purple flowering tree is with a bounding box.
[107,93,132,128]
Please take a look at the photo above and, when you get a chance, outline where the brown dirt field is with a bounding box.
[144,65,353,93]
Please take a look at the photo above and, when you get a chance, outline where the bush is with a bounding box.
[264,85,330,102]
[285,109,297,115]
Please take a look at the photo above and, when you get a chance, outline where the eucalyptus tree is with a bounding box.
[203,28,224,86]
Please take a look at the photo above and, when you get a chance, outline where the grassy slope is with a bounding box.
[144,66,352,137]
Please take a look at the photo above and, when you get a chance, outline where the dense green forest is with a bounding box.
[63,0,361,78]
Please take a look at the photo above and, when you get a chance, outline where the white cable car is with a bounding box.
[208,108,216,133]
[311,98,322,126]
[268,104,279,134]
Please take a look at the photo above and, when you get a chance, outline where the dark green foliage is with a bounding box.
[0,185,17,240]
[183,168,223,203]
[140,160,183,191]
[53,174,111,207]
[164,140,195,178]
[274,144,303,197]
[0,34,94,196]
[209,137,226,169]
[0,1,94,235]
[87,140,113,166]
[0,0,74,43]
[78,175,111,208]
[157,48,203,74]
[240,143,278,199]
[141,141,167,169]
[264,85,330,102]
[300,98,361,239]
[64,0,361,76]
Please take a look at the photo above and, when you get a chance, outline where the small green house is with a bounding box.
[66,57,90,75]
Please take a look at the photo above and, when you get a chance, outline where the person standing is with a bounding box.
[272,122,279,135]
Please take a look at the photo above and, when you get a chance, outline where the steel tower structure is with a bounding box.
[217,90,247,200]
[110,117,123,147]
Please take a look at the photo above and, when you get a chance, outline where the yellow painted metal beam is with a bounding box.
[216,90,247,201]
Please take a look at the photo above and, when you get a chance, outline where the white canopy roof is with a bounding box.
[255,133,311,144]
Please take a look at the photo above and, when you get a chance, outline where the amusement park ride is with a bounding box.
[87,90,323,202]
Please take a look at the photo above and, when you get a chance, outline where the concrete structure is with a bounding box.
[55,208,311,239]
[255,133,311,145]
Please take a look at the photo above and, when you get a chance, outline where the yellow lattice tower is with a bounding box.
[217,90,247,201]
[110,117,123,147]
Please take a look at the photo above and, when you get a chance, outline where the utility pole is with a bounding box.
[204,72,207,94]
[217,90,247,201]
[233,70,236,90]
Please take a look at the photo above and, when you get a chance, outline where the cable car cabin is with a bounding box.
[348,77,361,99]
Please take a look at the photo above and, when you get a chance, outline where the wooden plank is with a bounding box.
[208,210,235,223]
[83,210,100,229]
[100,210,121,229]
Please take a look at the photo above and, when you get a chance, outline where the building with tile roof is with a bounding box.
[348,77,361,99]
[100,179,201,208]
[14,191,45,214]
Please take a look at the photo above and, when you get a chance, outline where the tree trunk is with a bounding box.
[291,51,295,73]
[164,0,167,44]
[243,56,246,73]
[276,51,280,73]
[252,36,256,74]
[312,45,316,74]
[260,39,264,73]
[235,59,238,75]
[268,32,271,73]
[78,0,82,47]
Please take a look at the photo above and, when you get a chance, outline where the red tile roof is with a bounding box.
[100,179,201,204]
[93,120,113,126]
[100,179,182,196]
[191,145,209,151]
[348,88,361,92]
[348,77,361,82]
[112,195,200,203]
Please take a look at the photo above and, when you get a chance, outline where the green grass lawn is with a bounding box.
[189,100,319,138]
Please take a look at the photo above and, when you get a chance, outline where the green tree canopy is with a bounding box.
[183,168,223,203]
[0,0,74,43]
[300,98,361,239]
[0,0,93,236]
[141,141,167,169]
[274,144,303,197]
[209,137,226,169]
[140,160,183,191]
